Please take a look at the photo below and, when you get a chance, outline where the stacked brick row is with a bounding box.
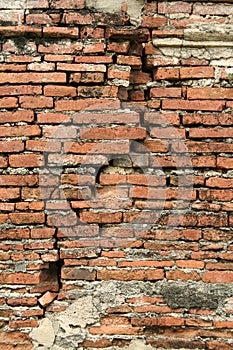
[0,1,232,349]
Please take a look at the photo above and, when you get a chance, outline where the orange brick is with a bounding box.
[0,125,40,137]
[0,97,18,108]
[154,68,179,80]
[162,100,224,111]
[0,72,66,83]
[9,154,44,168]
[44,85,76,97]
[19,96,53,108]
[180,67,214,79]
[203,271,233,283]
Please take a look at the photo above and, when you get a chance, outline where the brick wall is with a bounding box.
[0,0,233,349]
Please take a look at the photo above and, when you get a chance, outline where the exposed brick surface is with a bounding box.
[0,1,232,349]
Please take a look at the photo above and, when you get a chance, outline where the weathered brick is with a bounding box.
[44,85,76,97]
[141,16,167,28]
[158,1,192,13]
[9,213,45,225]
[80,126,146,140]
[0,125,41,137]
[19,96,53,109]
[180,67,215,79]
[0,73,66,84]
[162,100,224,112]
[9,154,44,168]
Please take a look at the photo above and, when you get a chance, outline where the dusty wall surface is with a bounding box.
[0,0,233,349]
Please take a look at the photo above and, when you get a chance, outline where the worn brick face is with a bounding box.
[0,1,232,349]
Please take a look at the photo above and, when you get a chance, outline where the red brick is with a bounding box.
[154,68,179,80]
[26,140,61,152]
[176,260,205,269]
[130,71,152,84]
[38,291,57,307]
[166,270,200,281]
[129,90,144,101]
[0,26,42,37]
[19,96,53,109]
[162,100,224,111]
[31,228,55,239]
[107,41,130,53]
[97,269,164,281]
[150,87,182,98]
[141,16,167,27]
[180,67,214,79]
[78,72,104,83]
[44,54,74,62]
[80,212,122,224]
[0,140,24,153]
[61,267,96,280]
[0,72,66,84]
[185,141,233,154]
[7,297,37,306]
[39,42,82,54]
[75,56,112,64]
[27,62,55,71]
[226,101,233,109]
[44,85,76,97]
[158,1,192,13]
[217,157,233,169]
[183,113,233,126]
[78,86,118,98]
[0,125,40,137]
[0,188,20,200]
[55,99,120,111]
[9,213,45,225]
[43,27,79,39]
[117,55,142,69]
[144,112,180,126]
[89,324,143,335]
[0,97,18,108]
[0,85,42,96]
[150,127,185,139]
[80,27,105,39]
[83,42,105,54]
[0,272,41,285]
[197,213,227,227]
[9,154,44,168]
[193,3,233,15]
[64,141,130,154]
[187,88,233,100]
[147,57,179,68]
[26,0,49,8]
[9,320,39,329]
[106,28,150,42]
[200,189,233,201]
[72,111,139,124]
[26,13,58,25]
[80,126,146,140]
[62,13,93,25]
[152,29,184,38]
[0,64,27,72]
[0,156,8,168]
[203,271,233,283]
[108,66,131,80]
[189,128,233,138]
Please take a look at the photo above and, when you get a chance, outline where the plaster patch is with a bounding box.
[30,318,55,348]
[85,0,145,26]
